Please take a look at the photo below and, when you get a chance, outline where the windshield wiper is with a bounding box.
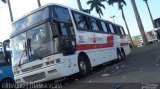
[26,38,42,61]
[28,47,42,60]
[18,49,27,67]
[18,39,43,67]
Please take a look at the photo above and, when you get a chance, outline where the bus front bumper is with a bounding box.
[14,63,68,84]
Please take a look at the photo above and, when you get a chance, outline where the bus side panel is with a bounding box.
[123,45,131,56]
[61,54,80,75]
[76,31,118,67]
[119,35,131,56]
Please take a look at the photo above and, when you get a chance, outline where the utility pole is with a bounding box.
[130,0,148,45]
[7,0,13,22]
[110,15,115,23]
[144,0,155,28]
[37,0,41,7]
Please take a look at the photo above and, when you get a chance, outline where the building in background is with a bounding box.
[154,18,160,41]
[154,18,160,28]
[146,30,157,42]
[132,35,143,47]
[132,29,158,47]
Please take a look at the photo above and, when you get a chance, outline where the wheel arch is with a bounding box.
[116,47,121,53]
[78,52,91,67]
[121,47,125,52]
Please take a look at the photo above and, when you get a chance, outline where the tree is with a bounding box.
[107,0,134,46]
[77,0,83,11]
[77,0,90,13]
[37,0,41,7]
[143,0,155,28]
[131,0,148,45]
[87,0,106,18]
[1,0,13,22]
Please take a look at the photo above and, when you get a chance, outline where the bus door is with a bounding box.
[51,21,76,56]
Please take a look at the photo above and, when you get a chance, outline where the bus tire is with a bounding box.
[78,56,91,77]
[117,49,123,61]
[121,48,126,60]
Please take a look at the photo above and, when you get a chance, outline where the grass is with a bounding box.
[128,42,160,58]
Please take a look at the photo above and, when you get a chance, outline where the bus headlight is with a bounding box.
[46,59,61,66]
[15,79,21,83]
[55,59,61,63]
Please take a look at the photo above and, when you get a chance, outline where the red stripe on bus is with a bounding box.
[120,43,128,46]
[76,36,114,51]
[120,35,126,39]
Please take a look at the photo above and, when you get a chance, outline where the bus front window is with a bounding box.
[27,23,55,59]
[11,23,57,67]
[11,33,26,67]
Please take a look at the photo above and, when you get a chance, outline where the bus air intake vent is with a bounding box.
[23,72,46,82]
[21,63,43,72]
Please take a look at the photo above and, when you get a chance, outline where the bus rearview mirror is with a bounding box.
[27,38,31,47]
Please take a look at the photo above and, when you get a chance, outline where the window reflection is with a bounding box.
[27,23,53,59]
[11,23,56,67]
[11,33,26,66]
[54,6,71,22]
[89,18,99,31]
[73,13,88,30]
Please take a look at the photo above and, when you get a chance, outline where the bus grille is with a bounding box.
[21,64,43,72]
[23,72,46,82]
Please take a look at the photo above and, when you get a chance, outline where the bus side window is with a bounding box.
[59,22,76,55]
[100,21,108,33]
[116,26,122,35]
[120,27,126,35]
[112,25,118,34]
[89,18,100,32]
[73,12,89,30]
[59,23,68,37]
[109,24,115,34]
[59,22,75,45]
[53,6,71,22]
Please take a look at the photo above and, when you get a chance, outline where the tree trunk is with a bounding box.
[77,0,83,11]
[37,0,41,7]
[99,13,101,18]
[144,1,155,28]
[131,0,148,45]
[121,8,134,46]
[7,0,13,22]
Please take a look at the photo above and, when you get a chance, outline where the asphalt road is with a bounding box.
[60,48,160,89]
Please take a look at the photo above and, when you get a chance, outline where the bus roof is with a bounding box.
[12,3,122,27]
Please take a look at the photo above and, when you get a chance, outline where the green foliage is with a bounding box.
[107,0,126,9]
[1,0,6,3]
[87,0,106,18]
[143,0,148,2]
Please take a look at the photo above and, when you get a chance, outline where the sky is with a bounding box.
[0,0,159,42]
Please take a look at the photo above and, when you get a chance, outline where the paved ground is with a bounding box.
[60,43,160,89]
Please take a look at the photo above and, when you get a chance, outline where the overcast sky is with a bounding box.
[0,0,159,41]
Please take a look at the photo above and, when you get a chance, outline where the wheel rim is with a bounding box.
[80,61,87,73]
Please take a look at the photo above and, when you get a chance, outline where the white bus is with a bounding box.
[10,3,131,84]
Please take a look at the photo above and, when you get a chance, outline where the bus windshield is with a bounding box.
[11,22,58,67]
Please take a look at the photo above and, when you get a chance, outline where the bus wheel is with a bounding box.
[121,49,126,60]
[117,50,123,61]
[78,56,91,77]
